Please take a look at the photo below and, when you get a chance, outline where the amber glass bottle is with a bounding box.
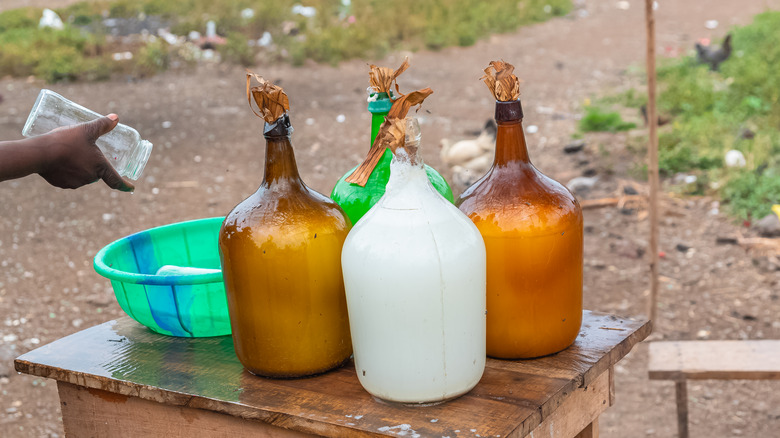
[219,114,352,377]
[457,100,583,359]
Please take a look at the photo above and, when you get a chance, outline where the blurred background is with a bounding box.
[1,0,779,436]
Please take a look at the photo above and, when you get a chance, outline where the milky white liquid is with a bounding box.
[341,153,486,403]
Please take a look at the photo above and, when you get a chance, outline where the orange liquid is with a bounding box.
[475,217,582,358]
[219,134,352,377]
[458,111,583,359]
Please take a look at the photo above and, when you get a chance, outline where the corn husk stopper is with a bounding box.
[345,88,433,186]
[481,60,521,102]
[246,70,289,123]
[368,58,410,94]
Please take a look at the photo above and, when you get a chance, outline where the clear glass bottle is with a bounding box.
[22,89,152,180]
[219,114,352,378]
[457,100,583,359]
[330,91,454,224]
[342,117,486,403]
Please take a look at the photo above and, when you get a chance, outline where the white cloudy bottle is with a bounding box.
[341,117,486,404]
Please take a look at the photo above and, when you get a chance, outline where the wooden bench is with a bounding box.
[648,340,780,438]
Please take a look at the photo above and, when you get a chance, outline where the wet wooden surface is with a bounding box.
[16,311,650,437]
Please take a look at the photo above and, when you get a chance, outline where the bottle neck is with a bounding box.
[494,120,531,165]
[493,100,531,166]
[394,141,424,168]
[370,111,388,147]
[368,93,391,149]
[388,142,427,191]
[262,135,304,187]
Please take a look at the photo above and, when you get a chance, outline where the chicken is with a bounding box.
[566,176,599,197]
[450,155,492,189]
[640,105,671,126]
[696,34,732,71]
[439,120,496,190]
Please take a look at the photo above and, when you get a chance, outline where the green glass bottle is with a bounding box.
[331,92,454,224]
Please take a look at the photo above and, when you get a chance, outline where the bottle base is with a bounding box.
[371,393,463,407]
[243,356,351,379]
[367,384,477,406]
[487,339,577,360]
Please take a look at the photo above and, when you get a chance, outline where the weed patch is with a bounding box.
[579,105,636,132]
[0,0,571,82]
[596,11,780,220]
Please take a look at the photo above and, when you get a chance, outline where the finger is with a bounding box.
[82,114,119,142]
[99,163,135,192]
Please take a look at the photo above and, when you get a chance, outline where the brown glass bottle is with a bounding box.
[219,115,352,377]
[457,101,583,359]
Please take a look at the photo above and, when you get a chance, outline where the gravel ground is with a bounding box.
[1,1,780,436]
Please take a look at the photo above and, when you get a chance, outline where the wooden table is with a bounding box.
[15,311,650,438]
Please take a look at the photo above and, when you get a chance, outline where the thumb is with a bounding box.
[83,114,119,142]
[99,163,135,192]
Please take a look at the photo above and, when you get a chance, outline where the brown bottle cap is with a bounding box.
[495,100,523,122]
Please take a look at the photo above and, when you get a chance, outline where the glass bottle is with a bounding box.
[330,91,454,224]
[342,117,486,403]
[219,114,352,378]
[457,100,583,359]
[22,89,152,180]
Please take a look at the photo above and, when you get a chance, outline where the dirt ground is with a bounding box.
[2,0,780,436]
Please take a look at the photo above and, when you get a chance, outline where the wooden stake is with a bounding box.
[675,380,689,438]
[645,0,660,327]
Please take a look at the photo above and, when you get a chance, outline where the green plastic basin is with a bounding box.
[93,217,230,337]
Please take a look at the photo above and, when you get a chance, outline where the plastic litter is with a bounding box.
[39,9,64,30]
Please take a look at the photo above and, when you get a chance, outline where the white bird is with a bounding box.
[452,154,493,186]
[724,149,746,167]
[440,120,496,191]
[439,120,496,168]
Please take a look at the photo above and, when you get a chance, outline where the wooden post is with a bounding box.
[644,0,660,326]
[675,380,689,438]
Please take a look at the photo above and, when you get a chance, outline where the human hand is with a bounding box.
[38,114,135,192]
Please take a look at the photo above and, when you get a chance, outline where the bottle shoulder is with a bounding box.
[345,195,484,257]
[457,165,582,235]
[353,179,478,238]
[222,184,350,235]
[423,163,454,202]
[459,164,577,207]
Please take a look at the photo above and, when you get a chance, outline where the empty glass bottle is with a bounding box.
[23,89,152,180]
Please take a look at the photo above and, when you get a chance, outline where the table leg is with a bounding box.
[574,418,598,438]
[526,370,610,438]
[675,380,689,438]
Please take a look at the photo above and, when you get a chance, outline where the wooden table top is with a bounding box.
[16,311,650,438]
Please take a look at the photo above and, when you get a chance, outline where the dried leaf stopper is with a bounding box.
[345,88,433,186]
[246,70,290,123]
[481,60,521,102]
[368,57,410,94]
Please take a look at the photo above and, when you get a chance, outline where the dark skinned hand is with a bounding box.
[38,114,135,192]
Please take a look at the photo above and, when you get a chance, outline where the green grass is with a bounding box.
[598,11,780,221]
[0,24,110,82]
[0,0,571,82]
[721,167,780,221]
[579,105,636,132]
